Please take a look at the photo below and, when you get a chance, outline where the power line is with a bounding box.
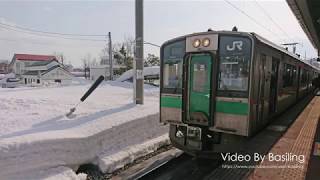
[0,22,106,37]
[253,0,293,42]
[224,0,284,42]
[0,22,161,51]
[0,37,105,47]
[144,41,160,48]
[0,24,106,42]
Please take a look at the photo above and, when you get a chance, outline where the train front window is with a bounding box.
[218,36,251,95]
[162,40,185,93]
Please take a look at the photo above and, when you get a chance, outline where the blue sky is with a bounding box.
[0,0,317,67]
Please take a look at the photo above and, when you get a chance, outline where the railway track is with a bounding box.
[79,94,314,180]
[139,154,222,180]
[118,94,314,180]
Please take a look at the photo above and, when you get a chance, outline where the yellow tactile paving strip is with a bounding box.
[249,97,320,180]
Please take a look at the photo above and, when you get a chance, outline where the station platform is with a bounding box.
[249,96,320,180]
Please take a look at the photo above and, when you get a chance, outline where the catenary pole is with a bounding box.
[108,32,113,80]
[134,0,144,104]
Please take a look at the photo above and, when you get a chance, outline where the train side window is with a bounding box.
[301,69,307,85]
[282,63,294,88]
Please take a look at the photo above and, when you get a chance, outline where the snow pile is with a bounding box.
[0,82,166,179]
[6,166,87,180]
[0,73,15,84]
[116,66,159,82]
[99,134,170,173]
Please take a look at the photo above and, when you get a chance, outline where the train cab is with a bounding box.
[160,31,254,154]
[160,30,319,156]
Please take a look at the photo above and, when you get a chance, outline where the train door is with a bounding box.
[258,54,266,125]
[269,58,279,114]
[185,53,213,126]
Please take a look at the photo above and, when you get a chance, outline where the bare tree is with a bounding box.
[144,53,160,67]
[99,36,135,68]
[82,54,91,79]
[53,52,65,65]
[90,58,99,67]
[99,42,121,65]
[123,36,135,57]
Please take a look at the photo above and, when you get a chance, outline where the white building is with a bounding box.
[9,54,73,85]
[9,54,57,76]
[23,61,73,85]
[90,64,125,81]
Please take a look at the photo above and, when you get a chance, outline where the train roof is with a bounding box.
[252,32,320,72]
[162,30,320,72]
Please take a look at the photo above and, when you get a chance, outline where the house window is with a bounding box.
[37,79,40,84]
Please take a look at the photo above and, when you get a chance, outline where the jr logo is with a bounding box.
[226,41,243,51]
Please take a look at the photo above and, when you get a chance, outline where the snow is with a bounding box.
[0,73,15,84]
[0,81,166,179]
[98,134,170,173]
[116,66,159,82]
[7,166,87,180]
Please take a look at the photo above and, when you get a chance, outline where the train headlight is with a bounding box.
[192,39,201,48]
[202,38,210,47]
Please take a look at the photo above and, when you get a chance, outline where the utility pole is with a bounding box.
[134,0,144,104]
[108,32,113,80]
[282,42,299,54]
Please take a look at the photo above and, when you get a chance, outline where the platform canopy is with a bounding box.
[287,0,320,56]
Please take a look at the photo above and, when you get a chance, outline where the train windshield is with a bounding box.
[162,40,185,93]
[218,36,251,94]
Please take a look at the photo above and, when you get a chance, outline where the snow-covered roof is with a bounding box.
[26,60,57,67]
[23,65,72,77]
[90,64,125,69]
[116,66,160,82]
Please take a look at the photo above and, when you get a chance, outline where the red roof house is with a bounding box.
[9,54,58,75]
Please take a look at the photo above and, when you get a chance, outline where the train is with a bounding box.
[159,29,320,156]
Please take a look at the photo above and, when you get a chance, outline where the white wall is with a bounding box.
[90,68,109,81]
[42,67,73,85]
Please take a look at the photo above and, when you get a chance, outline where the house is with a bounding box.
[9,54,73,85]
[9,54,57,76]
[22,60,73,85]
[0,60,9,74]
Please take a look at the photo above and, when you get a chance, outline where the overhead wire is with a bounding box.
[0,24,106,42]
[224,0,285,43]
[253,0,294,43]
[0,22,161,47]
[0,22,106,37]
[0,37,105,47]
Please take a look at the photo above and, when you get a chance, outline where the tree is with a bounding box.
[53,52,65,65]
[101,36,135,72]
[82,54,92,79]
[144,54,160,67]
[64,61,74,72]
[115,45,134,70]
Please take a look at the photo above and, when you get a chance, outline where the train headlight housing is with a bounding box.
[192,39,201,48]
[202,38,210,47]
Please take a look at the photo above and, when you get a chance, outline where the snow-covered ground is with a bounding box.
[0,81,167,179]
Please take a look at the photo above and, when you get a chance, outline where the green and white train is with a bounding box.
[160,30,319,156]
